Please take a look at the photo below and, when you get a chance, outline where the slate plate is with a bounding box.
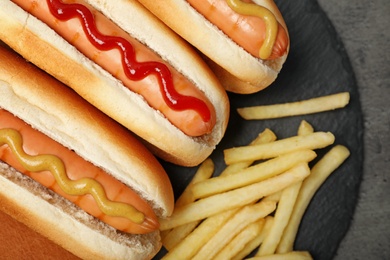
[155,0,364,259]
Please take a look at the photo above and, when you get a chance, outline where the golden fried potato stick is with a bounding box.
[163,129,278,255]
[237,92,350,120]
[247,251,312,260]
[262,191,282,203]
[297,120,314,136]
[175,158,214,207]
[159,163,311,230]
[276,145,350,253]
[192,149,316,199]
[234,216,275,260]
[163,221,200,251]
[257,182,302,256]
[213,219,265,260]
[162,208,240,260]
[192,201,276,260]
[255,120,314,255]
[221,128,277,176]
[162,158,214,249]
[164,129,276,251]
[224,132,335,165]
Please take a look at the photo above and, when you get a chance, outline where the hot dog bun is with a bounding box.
[0,0,229,167]
[0,45,174,259]
[136,0,290,94]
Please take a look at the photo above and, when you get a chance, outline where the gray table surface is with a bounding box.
[316,0,389,259]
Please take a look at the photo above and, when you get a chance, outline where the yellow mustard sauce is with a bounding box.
[226,0,278,59]
[0,128,144,224]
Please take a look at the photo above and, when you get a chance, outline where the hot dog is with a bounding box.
[0,0,230,166]
[0,45,174,259]
[136,0,290,94]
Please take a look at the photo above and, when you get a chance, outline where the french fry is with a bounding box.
[253,121,309,252]
[224,132,335,165]
[159,163,311,230]
[234,216,275,260]
[257,182,302,256]
[219,160,251,177]
[237,92,350,120]
[276,145,350,253]
[175,158,214,207]
[162,208,240,260]
[220,128,277,176]
[191,150,316,199]
[163,129,276,252]
[213,219,266,260]
[162,220,200,251]
[297,120,314,136]
[262,191,282,203]
[270,119,314,241]
[192,201,277,260]
[160,119,350,259]
[247,251,312,260]
[162,158,214,248]
[253,128,278,143]
[256,118,310,255]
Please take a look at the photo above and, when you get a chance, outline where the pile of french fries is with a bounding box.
[160,92,351,260]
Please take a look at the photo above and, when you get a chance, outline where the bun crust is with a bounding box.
[0,45,174,258]
[136,0,290,94]
[0,0,229,166]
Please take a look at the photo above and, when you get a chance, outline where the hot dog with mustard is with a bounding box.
[136,0,290,94]
[0,45,174,259]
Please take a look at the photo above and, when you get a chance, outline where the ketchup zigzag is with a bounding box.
[47,0,211,122]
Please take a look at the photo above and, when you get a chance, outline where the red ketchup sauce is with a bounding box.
[47,0,211,123]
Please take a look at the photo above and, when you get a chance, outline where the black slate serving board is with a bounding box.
[155,0,364,259]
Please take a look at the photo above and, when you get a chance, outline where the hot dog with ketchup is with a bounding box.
[0,0,229,166]
[136,0,290,94]
[0,45,174,259]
